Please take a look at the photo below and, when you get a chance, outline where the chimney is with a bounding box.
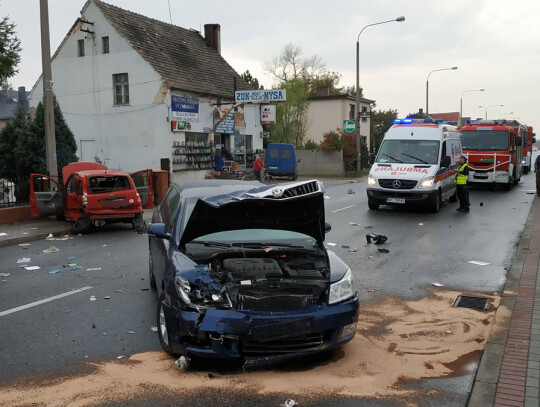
[204,24,221,54]
[316,85,330,96]
[18,86,28,112]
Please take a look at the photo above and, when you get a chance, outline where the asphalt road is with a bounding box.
[0,172,536,406]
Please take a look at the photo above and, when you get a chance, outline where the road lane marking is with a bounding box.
[0,286,93,317]
[331,205,355,213]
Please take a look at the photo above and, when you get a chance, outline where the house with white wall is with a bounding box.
[29,0,263,182]
[305,88,374,150]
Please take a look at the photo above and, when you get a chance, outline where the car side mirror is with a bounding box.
[147,222,171,240]
[325,222,331,233]
[369,153,376,165]
[441,156,451,168]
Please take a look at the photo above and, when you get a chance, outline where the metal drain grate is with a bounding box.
[452,295,491,310]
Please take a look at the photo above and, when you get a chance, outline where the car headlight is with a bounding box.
[329,268,355,304]
[175,275,231,309]
[418,176,435,189]
[367,175,377,186]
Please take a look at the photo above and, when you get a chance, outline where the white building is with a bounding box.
[305,88,374,149]
[29,0,263,181]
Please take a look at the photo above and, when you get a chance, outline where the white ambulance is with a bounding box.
[366,118,462,213]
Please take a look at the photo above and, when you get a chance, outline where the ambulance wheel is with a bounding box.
[72,216,91,234]
[368,200,379,210]
[429,192,441,213]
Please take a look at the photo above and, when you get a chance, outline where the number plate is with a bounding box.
[386,197,405,204]
[268,166,278,170]
[473,174,488,179]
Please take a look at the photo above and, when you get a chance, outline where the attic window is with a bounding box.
[77,39,85,57]
[102,36,109,54]
[113,73,129,105]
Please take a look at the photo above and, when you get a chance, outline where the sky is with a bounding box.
[2,0,540,130]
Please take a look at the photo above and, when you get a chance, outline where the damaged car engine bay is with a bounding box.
[179,250,331,312]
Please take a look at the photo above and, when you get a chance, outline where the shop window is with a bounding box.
[349,104,355,120]
[113,73,129,105]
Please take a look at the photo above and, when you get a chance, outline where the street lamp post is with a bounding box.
[478,104,503,120]
[425,66,458,117]
[459,88,484,126]
[499,112,514,119]
[355,16,405,174]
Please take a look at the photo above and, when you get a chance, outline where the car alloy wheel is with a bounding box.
[157,293,175,356]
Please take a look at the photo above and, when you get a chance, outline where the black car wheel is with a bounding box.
[368,200,379,210]
[72,215,92,234]
[157,293,176,356]
[133,213,146,234]
[149,253,157,290]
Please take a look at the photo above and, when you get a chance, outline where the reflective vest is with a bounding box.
[454,163,468,185]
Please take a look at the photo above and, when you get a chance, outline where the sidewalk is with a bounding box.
[0,208,154,248]
[469,195,540,406]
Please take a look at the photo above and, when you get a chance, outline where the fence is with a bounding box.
[0,176,29,208]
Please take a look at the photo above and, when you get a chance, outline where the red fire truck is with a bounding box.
[522,126,536,174]
[460,119,526,189]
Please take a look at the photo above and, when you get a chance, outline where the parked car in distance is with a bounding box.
[147,179,359,367]
[264,143,299,180]
[30,162,152,233]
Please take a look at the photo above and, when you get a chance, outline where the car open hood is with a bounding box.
[180,180,326,245]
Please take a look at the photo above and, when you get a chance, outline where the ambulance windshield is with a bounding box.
[461,130,509,151]
[376,140,440,165]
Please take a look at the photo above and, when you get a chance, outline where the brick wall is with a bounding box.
[0,206,32,224]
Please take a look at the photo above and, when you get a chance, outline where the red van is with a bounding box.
[30,162,153,233]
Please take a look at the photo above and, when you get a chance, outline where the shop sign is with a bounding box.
[261,105,276,124]
[213,107,235,134]
[172,121,192,132]
[171,96,199,122]
[235,89,286,103]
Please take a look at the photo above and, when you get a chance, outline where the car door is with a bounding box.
[29,174,64,219]
[130,169,153,209]
[64,174,84,221]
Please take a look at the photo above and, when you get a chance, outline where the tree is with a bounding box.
[16,97,78,180]
[264,43,325,83]
[241,70,264,90]
[305,71,343,97]
[319,130,343,151]
[0,16,22,83]
[370,109,398,153]
[268,78,309,147]
[0,105,28,179]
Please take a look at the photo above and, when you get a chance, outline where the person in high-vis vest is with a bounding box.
[455,154,470,212]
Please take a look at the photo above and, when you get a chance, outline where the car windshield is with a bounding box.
[376,140,440,164]
[88,176,131,194]
[461,130,509,151]
[181,199,316,246]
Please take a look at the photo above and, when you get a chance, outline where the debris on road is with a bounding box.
[418,223,423,226]
[17,258,30,264]
[104,296,111,300]
[432,283,444,287]
[86,268,102,271]
[43,245,60,253]
[0,232,7,236]
[24,266,40,271]
[348,248,358,253]
[48,269,61,274]
[366,233,388,245]
[284,400,299,407]
[364,225,373,229]
[174,355,191,371]
[324,195,331,200]
[89,296,97,301]
[347,189,355,194]
[378,248,390,253]
[70,265,83,271]
[0,273,10,277]
[18,243,31,247]
[468,260,490,266]
[341,245,350,249]
[151,326,158,332]
[326,242,337,246]
[348,221,359,226]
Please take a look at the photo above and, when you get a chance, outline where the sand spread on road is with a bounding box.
[1,288,498,406]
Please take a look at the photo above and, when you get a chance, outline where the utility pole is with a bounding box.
[40,0,57,180]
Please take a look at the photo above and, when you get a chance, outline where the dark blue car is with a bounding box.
[147,179,359,367]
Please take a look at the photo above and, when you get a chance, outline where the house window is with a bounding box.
[361,106,368,122]
[349,104,355,120]
[77,39,85,57]
[102,36,109,54]
[113,73,129,105]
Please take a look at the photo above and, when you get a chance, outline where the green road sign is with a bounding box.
[343,120,356,133]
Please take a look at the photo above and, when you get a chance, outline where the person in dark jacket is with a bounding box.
[455,154,470,212]
[534,154,540,196]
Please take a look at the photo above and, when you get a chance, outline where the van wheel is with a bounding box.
[429,192,441,213]
[72,216,92,234]
[368,200,379,210]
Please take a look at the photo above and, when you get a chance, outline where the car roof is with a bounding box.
[173,179,263,199]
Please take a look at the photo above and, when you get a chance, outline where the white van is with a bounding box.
[366,119,462,213]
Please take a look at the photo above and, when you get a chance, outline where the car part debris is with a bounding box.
[17,258,30,264]
[284,400,299,407]
[174,355,191,371]
[432,283,444,287]
[348,221,359,226]
[151,326,158,332]
[348,248,358,253]
[70,265,83,271]
[48,269,61,274]
[89,296,97,301]
[468,260,490,266]
[43,245,60,253]
[24,266,40,271]
[377,248,389,253]
[0,273,10,277]
[347,189,355,194]
[364,225,373,229]
[366,233,387,245]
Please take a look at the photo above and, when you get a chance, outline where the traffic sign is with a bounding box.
[343,120,356,133]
